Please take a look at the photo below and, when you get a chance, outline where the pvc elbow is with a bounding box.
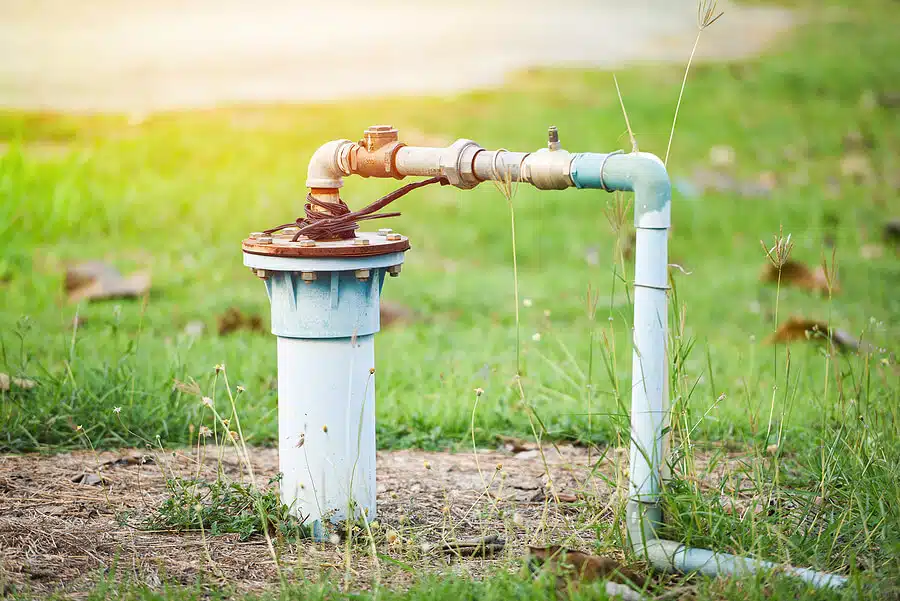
[626,153,671,229]
[570,151,671,229]
[306,139,354,189]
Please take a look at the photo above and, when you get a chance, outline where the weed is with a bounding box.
[143,474,308,542]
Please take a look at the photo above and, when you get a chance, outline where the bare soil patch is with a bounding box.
[0,443,749,596]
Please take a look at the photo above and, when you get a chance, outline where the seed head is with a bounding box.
[201,396,213,408]
[199,426,212,438]
[369,367,376,375]
[236,385,245,393]
[386,529,400,545]
[113,406,122,415]
[474,387,484,397]
[214,364,225,374]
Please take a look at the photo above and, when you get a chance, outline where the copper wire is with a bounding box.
[263,176,449,241]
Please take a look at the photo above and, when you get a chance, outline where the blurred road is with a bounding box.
[0,0,792,112]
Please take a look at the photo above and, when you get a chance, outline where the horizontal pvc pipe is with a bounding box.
[627,503,848,589]
[277,335,377,531]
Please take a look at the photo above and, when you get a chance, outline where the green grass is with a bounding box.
[2,0,900,598]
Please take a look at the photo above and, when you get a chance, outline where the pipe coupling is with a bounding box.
[440,139,483,189]
[522,148,574,190]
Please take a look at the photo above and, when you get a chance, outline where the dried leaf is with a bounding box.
[0,373,37,391]
[497,435,534,453]
[72,473,106,486]
[65,261,151,303]
[528,545,640,587]
[767,317,860,352]
[380,301,414,328]
[216,307,264,335]
[422,534,505,558]
[101,455,154,468]
[759,259,838,294]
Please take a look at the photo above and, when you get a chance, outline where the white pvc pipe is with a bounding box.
[277,334,377,526]
[629,227,669,502]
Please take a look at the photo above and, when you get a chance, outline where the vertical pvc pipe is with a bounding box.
[629,227,669,502]
[571,152,672,502]
[277,335,377,526]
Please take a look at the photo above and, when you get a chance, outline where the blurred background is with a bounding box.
[0,0,897,454]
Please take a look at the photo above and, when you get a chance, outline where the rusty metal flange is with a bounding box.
[242,230,409,258]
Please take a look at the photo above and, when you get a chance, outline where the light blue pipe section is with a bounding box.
[570,151,671,228]
[572,150,846,589]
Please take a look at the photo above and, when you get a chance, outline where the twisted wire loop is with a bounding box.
[263,176,449,241]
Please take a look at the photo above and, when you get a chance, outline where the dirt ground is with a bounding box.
[0,0,794,111]
[0,441,757,597]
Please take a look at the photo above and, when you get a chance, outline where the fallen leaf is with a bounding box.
[497,435,534,453]
[556,493,579,503]
[0,373,37,391]
[101,455,154,468]
[528,545,640,587]
[422,534,505,558]
[216,307,264,335]
[72,473,106,486]
[380,301,414,328]
[767,317,860,352]
[759,259,838,294]
[65,261,151,303]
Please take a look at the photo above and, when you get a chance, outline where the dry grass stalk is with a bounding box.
[664,0,724,165]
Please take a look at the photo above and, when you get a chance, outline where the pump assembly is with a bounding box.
[241,125,846,588]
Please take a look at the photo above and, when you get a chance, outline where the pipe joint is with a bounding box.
[440,139,483,189]
[306,139,355,189]
[522,148,574,190]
